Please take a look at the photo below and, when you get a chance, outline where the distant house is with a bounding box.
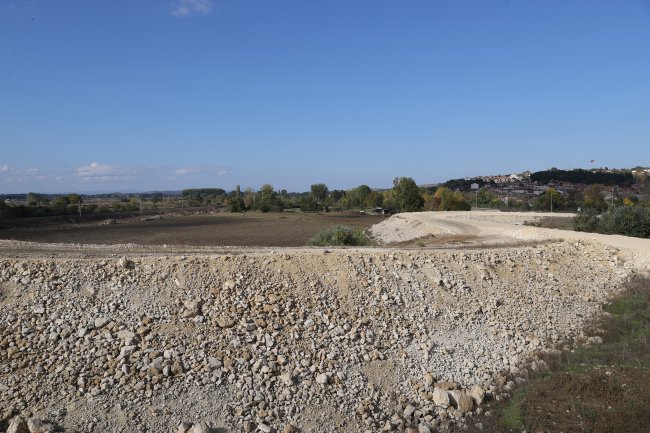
[470,183,479,190]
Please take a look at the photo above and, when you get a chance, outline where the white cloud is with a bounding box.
[26,167,39,176]
[175,167,198,176]
[0,164,10,173]
[76,162,134,182]
[216,168,231,176]
[171,0,214,17]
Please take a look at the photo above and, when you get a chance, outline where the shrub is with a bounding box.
[574,206,650,238]
[307,225,370,246]
[574,208,600,232]
[598,206,650,238]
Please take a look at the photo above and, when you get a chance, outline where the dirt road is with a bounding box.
[371,210,650,268]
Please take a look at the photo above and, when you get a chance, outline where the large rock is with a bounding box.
[423,372,434,389]
[216,316,236,328]
[188,421,211,433]
[315,373,329,385]
[27,419,56,433]
[6,417,28,433]
[432,387,450,408]
[449,390,474,414]
[177,421,192,433]
[468,384,486,405]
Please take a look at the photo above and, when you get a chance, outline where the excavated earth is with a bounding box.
[1,211,649,433]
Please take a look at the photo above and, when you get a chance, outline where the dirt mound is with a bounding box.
[0,240,634,432]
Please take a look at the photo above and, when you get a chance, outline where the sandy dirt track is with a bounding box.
[371,211,650,267]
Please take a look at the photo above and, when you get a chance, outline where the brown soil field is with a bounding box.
[0,212,384,247]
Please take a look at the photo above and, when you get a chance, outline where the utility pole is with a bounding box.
[475,191,478,209]
[550,193,553,212]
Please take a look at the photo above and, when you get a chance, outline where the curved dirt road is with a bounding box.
[371,210,650,269]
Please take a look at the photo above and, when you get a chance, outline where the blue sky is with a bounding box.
[1,0,649,193]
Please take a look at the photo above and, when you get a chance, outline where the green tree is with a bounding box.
[392,177,424,212]
[227,185,245,212]
[66,193,82,205]
[433,187,471,211]
[347,185,371,208]
[52,196,70,208]
[26,192,48,206]
[310,183,329,212]
[365,190,384,208]
[475,189,504,208]
[257,184,279,212]
[583,185,608,211]
[535,188,564,211]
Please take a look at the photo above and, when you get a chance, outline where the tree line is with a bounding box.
[530,168,634,187]
[3,175,649,224]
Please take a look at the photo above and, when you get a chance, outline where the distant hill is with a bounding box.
[530,169,634,186]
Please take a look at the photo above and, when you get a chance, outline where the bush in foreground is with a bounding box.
[307,225,370,246]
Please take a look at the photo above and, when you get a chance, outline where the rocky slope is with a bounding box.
[0,241,635,432]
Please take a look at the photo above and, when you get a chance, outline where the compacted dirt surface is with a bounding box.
[0,213,384,248]
[1,211,649,433]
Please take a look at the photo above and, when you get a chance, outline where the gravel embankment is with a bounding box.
[0,240,634,433]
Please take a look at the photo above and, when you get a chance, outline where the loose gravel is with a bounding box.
[0,239,637,432]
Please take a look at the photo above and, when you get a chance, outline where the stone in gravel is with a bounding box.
[435,380,459,390]
[188,421,211,433]
[26,419,56,433]
[449,390,474,414]
[177,421,192,433]
[403,404,416,418]
[423,372,434,389]
[587,336,603,345]
[117,330,136,342]
[283,424,296,433]
[315,373,329,385]
[468,384,486,405]
[432,388,450,409]
[171,359,184,375]
[258,424,272,433]
[418,424,431,433]
[94,317,109,328]
[279,372,294,386]
[6,417,28,433]
[118,257,130,268]
[216,316,236,328]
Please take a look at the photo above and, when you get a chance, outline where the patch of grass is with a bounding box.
[500,387,525,430]
[524,216,575,230]
[455,274,650,433]
[307,225,371,247]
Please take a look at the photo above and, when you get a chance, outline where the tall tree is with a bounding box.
[583,185,608,211]
[310,183,329,211]
[392,177,424,212]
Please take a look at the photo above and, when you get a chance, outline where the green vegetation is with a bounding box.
[390,177,424,212]
[3,167,648,220]
[422,187,471,211]
[531,168,634,186]
[456,275,650,433]
[307,225,371,246]
[575,206,650,238]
